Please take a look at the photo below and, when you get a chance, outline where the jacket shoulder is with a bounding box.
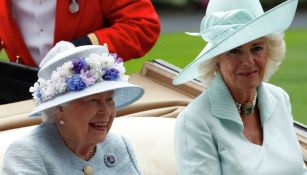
[100,132,136,157]
[262,82,289,100]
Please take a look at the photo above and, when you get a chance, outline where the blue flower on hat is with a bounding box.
[103,68,119,80]
[67,75,87,91]
[72,57,88,74]
[36,89,43,102]
[30,52,127,105]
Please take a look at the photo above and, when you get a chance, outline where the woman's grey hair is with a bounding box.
[42,103,68,123]
[198,33,286,86]
[42,107,58,123]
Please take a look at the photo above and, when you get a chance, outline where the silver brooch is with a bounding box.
[69,0,80,14]
[104,153,116,167]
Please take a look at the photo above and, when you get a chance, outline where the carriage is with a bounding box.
[0,60,306,174]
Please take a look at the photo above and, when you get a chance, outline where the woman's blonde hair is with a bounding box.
[198,33,286,86]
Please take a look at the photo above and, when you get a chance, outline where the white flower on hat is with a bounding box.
[30,52,128,105]
[61,62,74,78]
[86,53,104,80]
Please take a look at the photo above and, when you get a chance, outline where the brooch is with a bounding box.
[69,0,80,14]
[104,153,117,167]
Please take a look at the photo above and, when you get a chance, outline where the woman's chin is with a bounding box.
[239,82,259,90]
[237,77,261,89]
[88,127,109,143]
[89,134,108,144]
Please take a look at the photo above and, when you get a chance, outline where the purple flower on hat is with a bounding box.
[80,69,96,86]
[111,53,123,63]
[115,57,123,63]
[103,68,119,80]
[67,75,87,91]
[72,57,88,74]
[110,53,117,58]
[30,52,128,105]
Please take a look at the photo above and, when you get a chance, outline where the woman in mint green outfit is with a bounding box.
[173,0,307,174]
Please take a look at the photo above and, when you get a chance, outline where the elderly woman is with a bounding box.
[173,0,307,174]
[2,42,144,175]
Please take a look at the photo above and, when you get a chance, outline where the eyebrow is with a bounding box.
[232,41,266,50]
[85,92,114,99]
[252,41,266,46]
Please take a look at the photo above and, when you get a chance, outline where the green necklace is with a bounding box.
[235,91,257,116]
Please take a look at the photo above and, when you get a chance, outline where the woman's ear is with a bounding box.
[55,106,65,123]
[216,63,220,73]
[55,105,63,115]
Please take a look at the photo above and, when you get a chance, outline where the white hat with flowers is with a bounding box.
[29,41,144,116]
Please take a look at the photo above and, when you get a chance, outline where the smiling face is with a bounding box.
[56,91,116,146]
[217,38,269,92]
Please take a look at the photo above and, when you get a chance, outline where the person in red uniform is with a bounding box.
[0,0,160,67]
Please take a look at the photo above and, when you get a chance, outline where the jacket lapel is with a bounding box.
[207,74,277,130]
[1,0,36,65]
[207,74,244,130]
[257,83,277,124]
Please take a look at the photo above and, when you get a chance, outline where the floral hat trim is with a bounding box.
[30,52,128,105]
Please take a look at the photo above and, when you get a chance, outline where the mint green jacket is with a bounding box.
[175,74,307,175]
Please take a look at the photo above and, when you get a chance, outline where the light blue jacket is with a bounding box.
[175,74,307,175]
[3,123,142,175]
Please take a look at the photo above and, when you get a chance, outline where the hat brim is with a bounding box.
[29,81,144,117]
[173,0,298,85]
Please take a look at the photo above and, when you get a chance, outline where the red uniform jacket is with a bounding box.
[0,0,160,66]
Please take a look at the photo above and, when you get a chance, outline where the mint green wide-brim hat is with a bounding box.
[29,41,144,116]
[173,0,298,85]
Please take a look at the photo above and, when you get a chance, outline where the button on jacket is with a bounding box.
[175,74,307,175]
[3,123,142,175]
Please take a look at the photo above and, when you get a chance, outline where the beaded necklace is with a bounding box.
[89,146,97,159]
[235,91,257,116]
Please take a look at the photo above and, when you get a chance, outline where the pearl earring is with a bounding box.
[60,119,65,125]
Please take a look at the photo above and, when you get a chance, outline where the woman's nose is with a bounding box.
[97,101,111,117]
[241,51,255,66]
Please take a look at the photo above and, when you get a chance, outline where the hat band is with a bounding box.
[186,24,243,43]
[187,9,256,43]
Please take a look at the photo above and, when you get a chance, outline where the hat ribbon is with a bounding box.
[186,9,256,43]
